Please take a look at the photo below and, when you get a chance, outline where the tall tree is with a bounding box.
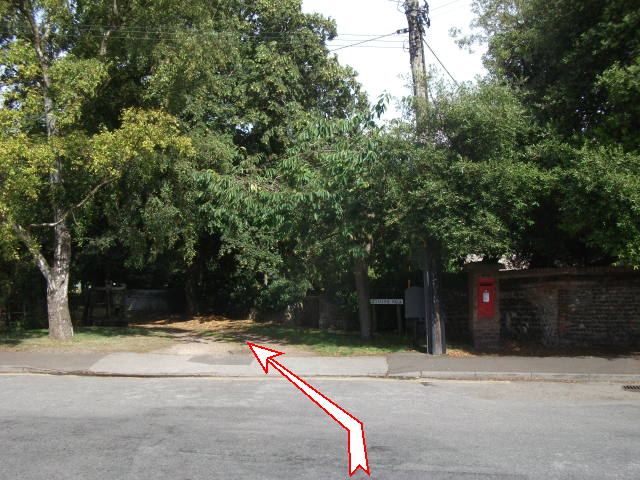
[276,99,401,341]
[389,75,545,270]
[464,0,640,147]
[453,0,640,267]
[0,0,191,338]
[127,0,367,314]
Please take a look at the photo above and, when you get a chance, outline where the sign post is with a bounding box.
[370,299,404,335]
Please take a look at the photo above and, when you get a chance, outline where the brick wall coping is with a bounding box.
[498,266,639,279]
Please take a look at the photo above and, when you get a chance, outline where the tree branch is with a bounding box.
[11,223,51,278]
[27,178,117,231]
[372,212,405,241]
[16,0,50,83]
[100,0,129,62]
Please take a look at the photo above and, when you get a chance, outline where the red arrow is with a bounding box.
[247,342,370,476]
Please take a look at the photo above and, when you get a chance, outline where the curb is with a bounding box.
[407,371,640,383]
[2,365,640,383]
[0,366,386,379]
[532,373,590,381]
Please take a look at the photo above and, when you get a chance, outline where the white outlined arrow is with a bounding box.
[248,342,370,476]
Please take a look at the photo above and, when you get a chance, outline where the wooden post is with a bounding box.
[430,257,445,355]
[106,282,114,327]
[372,305,378,333]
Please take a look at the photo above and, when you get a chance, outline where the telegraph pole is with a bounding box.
[404,0,429,100]
[404,1,446,355]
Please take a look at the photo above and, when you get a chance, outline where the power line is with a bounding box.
[329,29,407,52]
[429,0,466,12]
[48,31,406,52]
[430,3,472,18]
[53,24,397,37]
[422,38,458,85]
[36,25,412,50]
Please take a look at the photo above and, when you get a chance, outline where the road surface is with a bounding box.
[1,375,639,479]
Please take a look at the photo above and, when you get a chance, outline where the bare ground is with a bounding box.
[131,314,316,357]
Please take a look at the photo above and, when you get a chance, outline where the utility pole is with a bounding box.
[404,1,446,355]
[404,0,429,100]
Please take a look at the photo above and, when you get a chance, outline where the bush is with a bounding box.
[255,277,311,313]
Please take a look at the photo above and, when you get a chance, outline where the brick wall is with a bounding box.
[442,287,470,339]
[319,296,347,330]
[252,295,346,330]
[500,267,640,348]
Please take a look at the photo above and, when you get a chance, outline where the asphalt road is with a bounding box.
[1,375,639,479]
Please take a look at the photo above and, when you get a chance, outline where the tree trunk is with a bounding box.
[353,239,374,342]
[185,275,200,317]
[46,276,73,340]
[45,221,73,340]
[185,241,205,317]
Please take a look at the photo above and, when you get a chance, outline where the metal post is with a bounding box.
[396,305,402,333]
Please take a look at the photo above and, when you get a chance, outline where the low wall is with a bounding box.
[252,295,346,330]
[125,290,169,311]
[442,287,470,340]
[499,267,640,348]
[319,297,347,330]
[251,302,303,326]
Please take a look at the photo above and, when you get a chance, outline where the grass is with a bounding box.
[225,323,418,356]
[200,330,246,344]
[130,313,477,356]
[211,321,477,356]
[0,326,176,353]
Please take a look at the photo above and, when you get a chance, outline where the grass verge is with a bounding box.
[224,323,415,356]
[0,327,176,353]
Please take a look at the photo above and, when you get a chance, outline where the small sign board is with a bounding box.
[404,287,425,318]
[370,299,403,305]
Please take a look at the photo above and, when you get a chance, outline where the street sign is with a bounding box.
[370,299,403,305]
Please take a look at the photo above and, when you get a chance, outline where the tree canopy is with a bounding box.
[2,0,640,341]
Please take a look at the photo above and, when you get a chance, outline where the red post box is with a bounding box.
[478,278,495,318]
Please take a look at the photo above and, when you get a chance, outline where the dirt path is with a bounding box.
[133,316,316,357]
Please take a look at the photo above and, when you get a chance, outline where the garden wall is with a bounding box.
[499,267,640,348]
[442,286,470,340]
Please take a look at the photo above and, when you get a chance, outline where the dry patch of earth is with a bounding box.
[133,315,316,357]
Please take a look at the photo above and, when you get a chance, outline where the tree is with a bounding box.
[453,0,640,267]
[0,0,191,339]
[558,147,640,266]
[389,74,545,267]
[275,98,401,341]
[120,0,368,315]
[462,0,640,147]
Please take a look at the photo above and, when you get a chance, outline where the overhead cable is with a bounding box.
[329,28,408,52]
[422,38,458,85]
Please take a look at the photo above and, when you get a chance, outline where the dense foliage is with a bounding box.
[2,0,639,340]
[457,0,640,267]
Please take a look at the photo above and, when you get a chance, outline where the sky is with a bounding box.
[301,0,486,118]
